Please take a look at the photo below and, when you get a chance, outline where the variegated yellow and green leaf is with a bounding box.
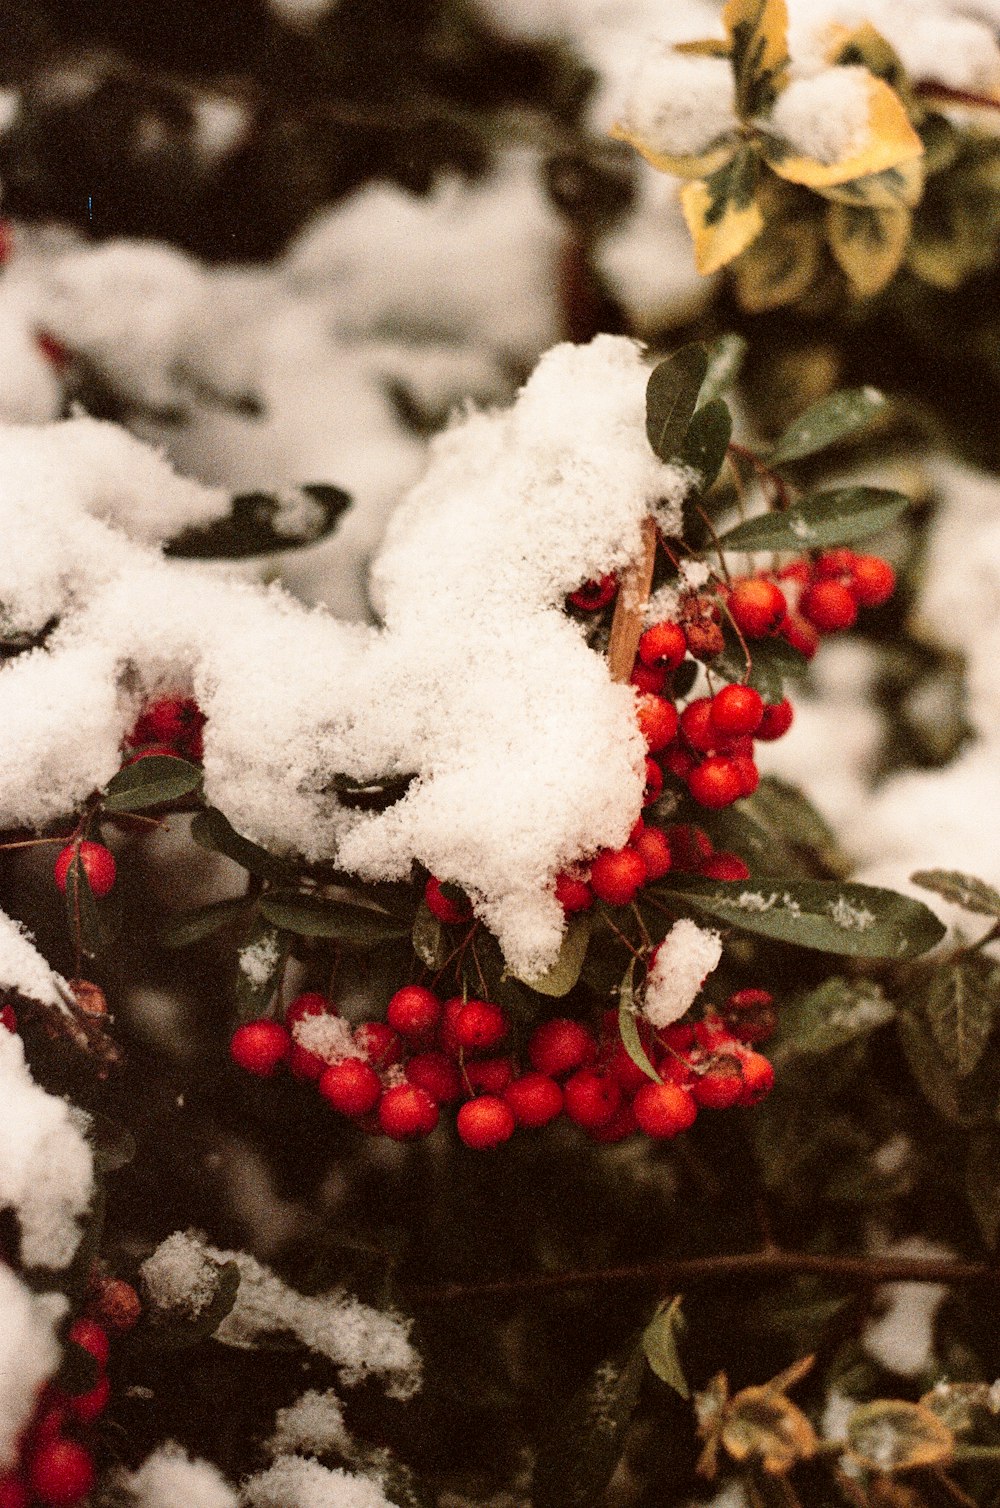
[763,75,923,192]
[732,219,823,310]
[609,120,738,183]
[723,0,790,117]
[680,147,765,274]
[826,202,911,294]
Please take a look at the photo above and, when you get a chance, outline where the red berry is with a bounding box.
[289,1043,327,1081]
[757,699,794,740]
[407,1051,463,1103]
[425,877,472,925]
[555,872,593,913]
[664,824,714,871]
[67,1372,110,1424]
[88,1276,141,1333]
[456,1095,516,1148]
[635,694,679,753]
[731,755,760,798]
[387,986,441,1041]
[688,757,743,809]
[814,547,857,579]
[0,1476,28,1508]
[778,559,813,586]
[588,1100,638,1143]
[692,1059,745,1109]
[0,1003,16,1033]
[28,1441,95,1507]
[736,1051,775,1105]
[694,1017,730,1051]
[229,1020,291,1077]
[723,989,777,1045]
[850,554,895,607]
[659,1023,696,1052]
[728,579,787,638]
[643,757,664,805]
[780,612,820,658]
[601,1039,653,1094]
[630,662,667,694]
[563,1068,621,1129]
[632,1081,698,1138]
[529,1018,597,1077]
[378,1084,439,1140]
[679,697,717,753]
[285,992,335,1029]
[638,621,687,673]
[568,574,617,611]
[662,742,697,780]
[800,580,858,633]
[318,1058,382,1116]
[631,824,672,881]
[454,1000,507,1053]
[464,1056,514,1094]
[700,852,750,881]
[54,841,116,898]
[590,847,647,905]
[438,997,467,1057]
[129,696,204,752]
[504,1072,563,1128]
[354,1021,403,1068]
[67,1318,109,1371]
[710,684,764,736]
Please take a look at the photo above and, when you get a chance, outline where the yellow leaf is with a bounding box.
[827,22,909,94]
[733,219,822,310]
[681,150,765,274]
[608,120,737,182]
[846,1400,954,1474]
[767,74,923,191]
[817,154,925,209]
[723,0,790,116]
[827,202,910,294]
[722,1387,818,1473]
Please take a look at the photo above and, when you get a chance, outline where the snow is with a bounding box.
[243,1456,395,1508]
[0,909,66,1009]
[268,1390,353,1459]
[616,50,738,161]
[785,0,1000,96]
[862,1234,952,1376]
[124,1444,238,1508]
[0,1028,93,1269]
[768,67,873,165]
[643,919,723,1027]
[239,936,281,988]
[140,1230,221,1317]
[292,1013,362,1063]
[0,1265,63,1470]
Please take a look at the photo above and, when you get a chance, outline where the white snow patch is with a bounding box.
[643,919,723,1027]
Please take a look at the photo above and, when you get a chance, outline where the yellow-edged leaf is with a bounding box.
[732,219,822,309]
[828,22,909,96]
[846,1400,954,1474]
[609,120,738,182]
[827,202,911,294]
[722,1388,818,1474]
[767,75,923,190]
[681,149,765,274]
[723,0,790,116]
[817,154,925,209]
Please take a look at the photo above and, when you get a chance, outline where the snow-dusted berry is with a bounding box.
[425,877,473,925]
[692,1059,745,1109]
[54,841,116,898]
[378,1084,439,1140]
[88,1277,141,1333]
[355,1021,403,1067]
[568,574,617,610]
[285,991,335,1028]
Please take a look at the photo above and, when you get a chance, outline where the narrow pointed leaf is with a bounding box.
[717,486,909,552]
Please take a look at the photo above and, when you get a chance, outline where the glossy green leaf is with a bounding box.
[646,344,708,462]
[102,754,203,812]
[157,897,251,950]
[769,387,887,465]
[680,398,732,486]
[190,807,289,882]
[699,333,747,404]
[259,891,411,947]
[617,961,660,1082]
[717,486,909,552]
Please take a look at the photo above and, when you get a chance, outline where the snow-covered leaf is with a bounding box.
[164,484,351,559]
[515,914,591,997]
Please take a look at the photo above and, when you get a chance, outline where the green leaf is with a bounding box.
[259,891,411,947]
[770,976,894,1065]
[651,876,946,958]
[922,954,999,1076]
[411,900,447,969]
[699,333,747,404]
[234,917,289,1022]
[532,1344,646,1508]
[645,344,708,462]
[515,914,591,997]
[912,869,1000,920]
[190,807,290,882]
[642,1297,689,1398]
[157,897,251,950]
[163,484,351,559]
[966,1129,1000,1249]
[679,398,732,486]
[769,387,887,465]
[717,486,909,553]
[148,1260,241,1349]
[617,961,660,1082]
[102,755,203,812]
[897,1013,994,1128]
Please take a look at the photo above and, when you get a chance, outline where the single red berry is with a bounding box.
[289,1043,328,1082]
[814,547,857,580]
[0,1475,28,1508]
[728,579,787,638]
[643,757,664,805]
[757,699,794,741]
[29,1401,66,1451]
[407,1051,463,1103]
[736,1051,775,1105]
[631,824,672,881]
[679,697,717,754]
[285,991,336,1029]
[778,558,813,586]
[730,755,760,798]
[590,846,647,905]
[700,852,750,882]
[129,696,204,750]
[563,1068,622,1129]
[529,1018,597,1077]
[437,997,467,1057]
[588,1100,639,1143]
[67,1372,110,1424]
[454,1000,507,1053]
[555,872,593,913]
[28,1440,95,1507]
[54,841,116,898]
[633,1081,697,1138]
[387,985,441,1040]
[318,1058,382,1117]
[67,1318,109,1371]
[692,1059,746,1109]
[710,684,764,737]
[465,1056,514,1095]
[658,1053,697,1087]
[425,877,472,925]
[630,661,668,694]
[723,989,778,1045]
[229,1019,291,1077]
[504,1072,563,1128]
[354,1021,403,1068]
[456,1095,516,1149]
[850,554,896,607]
[635,694,679,753]
[378,1084,439,1140]
[694,1017,731,1051]
[662,742,697,781]
[638,621,687,673]
[664,824,713,871]
[0,1003,16,1033]
[568,574,617,611]
[688,756,743,809]
[659,1022,696,1052]
[800,579,858,633]
[88,1276,141,1333]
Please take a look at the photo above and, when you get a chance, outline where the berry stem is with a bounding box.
[607,515,658,682]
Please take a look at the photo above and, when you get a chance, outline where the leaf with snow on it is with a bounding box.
[768,386,887,465]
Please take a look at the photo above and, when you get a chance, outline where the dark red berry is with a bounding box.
[54,841,116,897]
[504,1072,563,1127]
[378,1084,439,1139]
[354,1021,403,1068]
[425,877,472,925]
[643,757,664,805]
[632,1081,697,1138]
[88,1277,141,1333]
[456,1095,516,1148]
[664,824,714,871]
[0,1004,16,1033]
[568,574,617,611]
[318,1058,382,1116]
[229,1020,291,1077]
[387,986,441,1040]
[67,1318,109,1370]
[700,852,750,881]
[630,662,667,694]
[464,1056,514,1094]
[590,847,647,905]
[406,1051,463,1103]
[289,1043,327,1082]
[731,755,760,797]
[0,1475,28,1508]
[67,1373,110,1424]
[529,1018,597,1077]
[814,547,857,579]
[723,989,777,1045]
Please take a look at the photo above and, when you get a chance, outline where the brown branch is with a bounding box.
[607,516,658,682]
[404,1249,1000,1306]
[915,81,1000,112]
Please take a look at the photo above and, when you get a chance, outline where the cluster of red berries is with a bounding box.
[0,1277,140,1508]
[123,695,205,764]
[231,984,776,1149]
